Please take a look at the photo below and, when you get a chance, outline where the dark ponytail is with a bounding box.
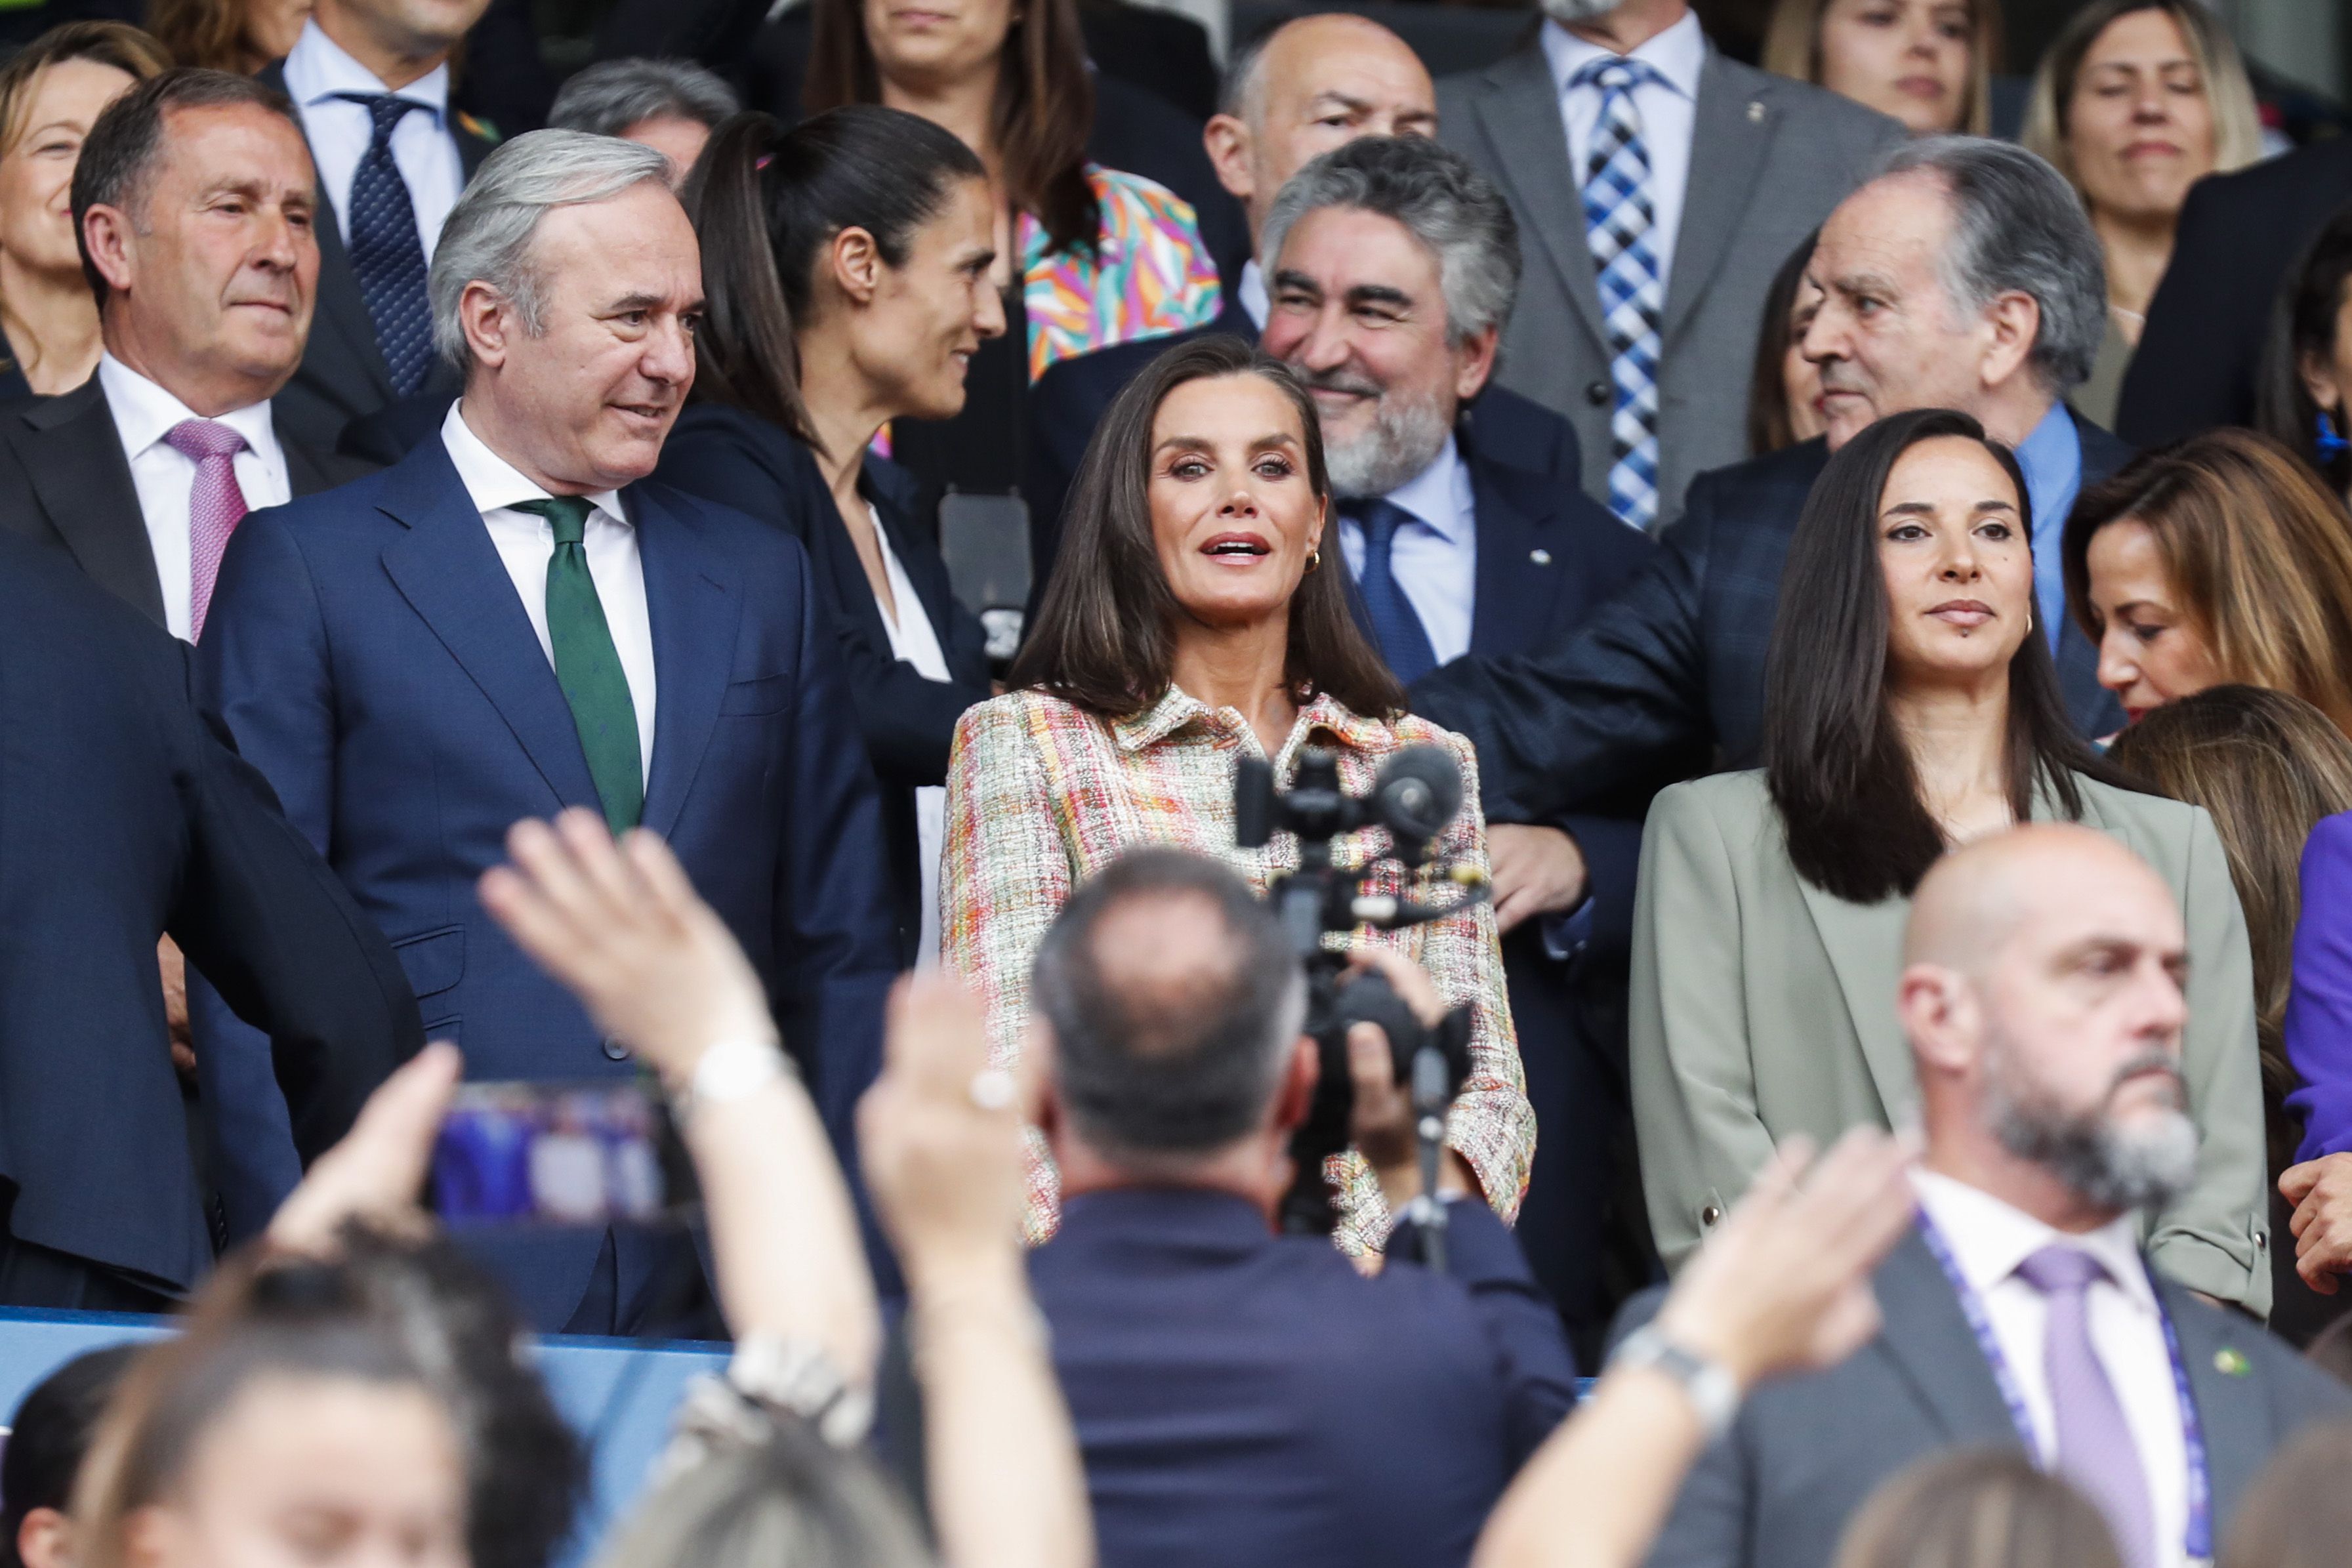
[681,106,987,456]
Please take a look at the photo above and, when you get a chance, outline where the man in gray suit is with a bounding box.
[1633,824,2347,1568]
[1437,0,1902,529]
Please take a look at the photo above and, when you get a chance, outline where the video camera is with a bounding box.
[1234,745,1484,1266]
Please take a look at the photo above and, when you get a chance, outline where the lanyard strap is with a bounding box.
[1914,1213,2212,1561]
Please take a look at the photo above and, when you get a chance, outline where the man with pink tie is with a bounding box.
[0,67,373,637]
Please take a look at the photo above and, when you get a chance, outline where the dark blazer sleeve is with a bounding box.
[1411,486,1718,825]
[169,650,421,1167]
[1393,1199,1581,1466]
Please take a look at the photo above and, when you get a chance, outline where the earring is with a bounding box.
[2320,409,2351,462]
[1305,546,1322,573]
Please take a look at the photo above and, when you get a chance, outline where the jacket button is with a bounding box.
[600,1035,632,1062]
[1585,380,1610,407]
[1701,1204,1723,1228]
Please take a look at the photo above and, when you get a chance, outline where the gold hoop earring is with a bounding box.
[1306,547,1322,573]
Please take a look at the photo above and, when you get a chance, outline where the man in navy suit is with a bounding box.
[1025,848,1579,1568]
[1258,134,1657,1352]
[197,130,900,1332]
[1416,137,2132,832]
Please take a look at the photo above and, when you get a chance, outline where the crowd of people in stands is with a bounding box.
[2,0,2352,1563]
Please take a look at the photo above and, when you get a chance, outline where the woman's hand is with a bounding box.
[2281,1153,2352,1292]
[1652,1126,1918,1390]
[477,810,779,1089]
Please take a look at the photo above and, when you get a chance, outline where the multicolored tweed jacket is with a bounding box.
[1019,167,1222,379]
[940,685,1535,1255]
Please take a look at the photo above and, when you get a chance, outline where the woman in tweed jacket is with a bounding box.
[939,337,1533,1253]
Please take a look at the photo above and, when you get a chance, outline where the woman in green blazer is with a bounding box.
[1631,409,2269,1315]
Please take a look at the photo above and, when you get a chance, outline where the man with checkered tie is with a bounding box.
[1436,0,1903,531]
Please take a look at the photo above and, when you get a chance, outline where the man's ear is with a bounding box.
[1899,963,1979,1081]
[1453,323,1500,404]
[1269,1035,1319,1135]
[459,279,512,371]
[81,203,136,299]
[1202,113,1254,205]
[1017,1015,1056,1130]
[1979,289,2041,394]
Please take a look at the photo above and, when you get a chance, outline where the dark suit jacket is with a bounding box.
[0,376,372,627]
[1439,42,1904,522]
[1030,1187,1580,1568]
[193,435,901,1323]
[655,402,993,964]
[261,61,498,454]
[0,531,418,1298]
[2118,136,2352,447]
[1411,413,2133,830]
[1628,1226,2352,1568]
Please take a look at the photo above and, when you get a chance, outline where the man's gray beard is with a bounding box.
[1326,388,1454,501]
[1982,1039,2199,1213]
[1537,0,1626,22]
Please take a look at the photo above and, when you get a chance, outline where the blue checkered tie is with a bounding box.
[1571,57,1666,531]
[337,93,434,397]
[1344,499,1439,684]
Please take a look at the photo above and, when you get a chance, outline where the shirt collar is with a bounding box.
[2013,400,2081,539]
[283,17,450,117]
[1376,433,1472,546]
[1542,8,1706,102]
[441,400,626,526]
[1910,1167,2156,1317]
[1237,260,1269,333]
[1108,685,1392,757]
[97,352,278,462]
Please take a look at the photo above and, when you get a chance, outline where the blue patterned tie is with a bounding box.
[1344,499,1439,684]
[1571,57,1666,531]
[337,93,434,397]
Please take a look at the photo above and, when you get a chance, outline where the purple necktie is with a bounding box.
[2014,1244,2156,1568]
[167,418,250,642]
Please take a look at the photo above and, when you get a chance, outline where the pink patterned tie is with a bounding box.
[169,417,249,642]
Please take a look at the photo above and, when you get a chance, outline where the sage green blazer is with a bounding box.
[1630,768,2270,1315]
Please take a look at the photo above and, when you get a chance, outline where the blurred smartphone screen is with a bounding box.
[429,1079,698,1229]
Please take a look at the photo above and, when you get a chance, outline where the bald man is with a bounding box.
[1629,826,2343,1568]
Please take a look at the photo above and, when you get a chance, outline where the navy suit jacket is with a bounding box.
[655,403,993,964]
[1412,413,2133,829]
[1031,1187,1580,1568]
[0,533,417,1297]
[192,434,901,1317]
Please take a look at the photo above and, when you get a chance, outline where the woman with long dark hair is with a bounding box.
[2257,205,2352,507]
[940,335,1531,1254]
[659,106,999,967]
[1630,407,2265,1308]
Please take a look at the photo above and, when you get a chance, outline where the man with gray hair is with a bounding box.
[1416,136,2135,925]
[1628,824,2347,1568]
[547,56,739,182]
[196,129,900,1332]
[1258,132,1656,1352]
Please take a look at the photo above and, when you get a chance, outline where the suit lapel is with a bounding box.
[2157,1275,2263,1525]
[1466,456,1556,659]
[635,486,743,840]
[1793,875,1914,1123]
[1661,56,1775,345]
[375,440,602,812]
[284,437,337,497]
[1872,1229,2034,1445]
[1470,48,1608,359]
[12,381,165,627]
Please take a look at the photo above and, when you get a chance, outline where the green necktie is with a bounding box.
[514,495,644,833]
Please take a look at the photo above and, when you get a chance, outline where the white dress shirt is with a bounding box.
[1911,1169,2191,1568]
[281,20,464,259]
[98,353,291,642]
[1337,434,1478,665]
[442,402,657,785]
[1237,259,1269,333]
[1540,9,1705,295]
[869,505,953,969]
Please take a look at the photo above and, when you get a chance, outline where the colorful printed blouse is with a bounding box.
[1018,165,1222,380]
[940,684,1535,1256]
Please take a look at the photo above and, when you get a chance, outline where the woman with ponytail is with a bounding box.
[660,105,997,968]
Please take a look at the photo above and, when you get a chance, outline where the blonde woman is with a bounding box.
[2021,0,2263,428]
[1763,0,1996,137]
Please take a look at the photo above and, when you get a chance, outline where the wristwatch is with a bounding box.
[671,1035,791,1126]
[1611,1325,1741,1439]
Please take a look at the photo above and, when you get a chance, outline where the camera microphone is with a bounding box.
[1371,745,1463,848]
